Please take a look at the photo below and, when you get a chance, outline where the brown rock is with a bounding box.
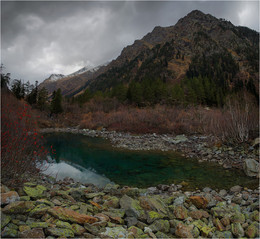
[18,228,45,238]
[214,218,225,231]
[175,223,193,238]
[1,191,20,205]
[48,206,98,224]
[189,196,208,209]
[189,210,203,219]
[94,213,110,222]
[174,205,188,220]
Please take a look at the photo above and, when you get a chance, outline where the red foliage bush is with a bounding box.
[1,92,50,186]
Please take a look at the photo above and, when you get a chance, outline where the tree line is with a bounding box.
[1,69,63,115]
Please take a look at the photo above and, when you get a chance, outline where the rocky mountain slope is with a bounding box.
[40,10,259,99]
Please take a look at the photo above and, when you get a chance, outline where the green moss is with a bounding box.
[29,222,48,228]
[46,228,74,238]
[55,220,73,230]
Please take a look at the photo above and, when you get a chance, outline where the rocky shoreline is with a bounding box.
[1,175,259,238]
[40,128,259,177]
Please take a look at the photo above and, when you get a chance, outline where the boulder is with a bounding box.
[231,223,244,237]
[18,228,45,238]
[100,226,127,238]
[23,185,47,199]
[48,206,98,224]
[46,227,74,238]
[1,212,11,229]
[175,223,193,238]
[120,195,146,220]
[148,219,170,233]
[174,205,188,220]
[2,201,35,214]
[243,159,259,177]
[1,191,20,205]
[189,196,208,209]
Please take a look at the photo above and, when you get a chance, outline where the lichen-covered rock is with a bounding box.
[72,223,86,236]
[147,210,164,223]
[23,185,47,198]
[174,205,188,220]
[2,201,35,214]
[149,219,170,233]
[100,226,127,238]
[48,206,98,224]
[231,222,244,237]
[55,220,73,230]
[1,226,18,238]
[1,212,11,229]
[189,196,208,209]
[120,195,146,220]
[85,192,105,199]
[155,231,168,238]
[103,196,120,208]
[139,195,168,216]
[29,222,49,228]
[231,212,245,224]
[18,228,45,238]
[245,224,258,238]
[128,226,144,237]
[103,209,125,224]
[213,218,225,231]
[1,191,20,205]
[175,223,193,238]
[19,225,30,232]
[46,227,74,238]
[29,204,50,218]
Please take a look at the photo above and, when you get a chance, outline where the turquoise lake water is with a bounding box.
[44,133,258,190]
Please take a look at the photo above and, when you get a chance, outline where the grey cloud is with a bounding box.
[1,1,259,84]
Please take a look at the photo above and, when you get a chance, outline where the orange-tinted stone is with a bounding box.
[189,196,208,209]
[48,206,98,224]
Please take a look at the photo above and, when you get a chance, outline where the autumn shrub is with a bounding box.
[1,92,50,186]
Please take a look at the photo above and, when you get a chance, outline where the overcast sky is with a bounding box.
[1,1,259,84]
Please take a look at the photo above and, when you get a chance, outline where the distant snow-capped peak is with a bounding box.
[45,62,110,82]
[47,74,65,81]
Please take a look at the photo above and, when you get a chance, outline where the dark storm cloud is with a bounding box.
[1,1,259,84]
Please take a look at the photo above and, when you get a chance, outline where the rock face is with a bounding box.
[243,159,259,177]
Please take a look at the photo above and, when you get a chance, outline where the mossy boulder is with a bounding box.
[1,212,11,229]
[28,222,49,228]
[23,185,47,199]
[231,212,245,224]
[149,219,170,233]
[245,224,258,238]
[231,222,244,237]
[103,196,120,208]
[120,195,146,220]
[128,226,144,238]
[29,204,50,218]
[55,220,73,230]
[139,195,168,216]
[147,210,164,223]
[71,223,86,236]
[2,201,35,214]
[46,227,74,238]
[174,205,188,220]
[1,226,18,238]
